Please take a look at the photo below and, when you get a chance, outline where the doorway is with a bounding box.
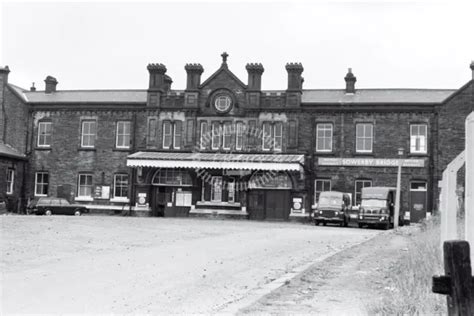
[409,181,427,223]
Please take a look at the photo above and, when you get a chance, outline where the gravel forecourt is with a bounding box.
[1,215,380,314]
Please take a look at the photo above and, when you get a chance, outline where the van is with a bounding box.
[358,187,404,229]
[313,191,352,227]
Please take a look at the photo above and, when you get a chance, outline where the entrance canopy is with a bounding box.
[127,152,304,172]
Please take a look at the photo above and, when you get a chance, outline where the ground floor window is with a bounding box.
[152,169,192,186]
[78,174,93,197]
[35,172,49,196]
[355,180,372,205]
[6,169,14,194]
[314,179,331,204]
[114,174,129,198]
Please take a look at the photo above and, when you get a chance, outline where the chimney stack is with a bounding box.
[44,76,58,93]
[0,66,10,86]
[344,68,356,94]
[184,63,204,91]
[246,63,264,91]
[286,63,304,92]
[30,82,36,92]
[470,61,474,80]
[147,63,168,107]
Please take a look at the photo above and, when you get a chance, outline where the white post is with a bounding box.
[394,159,402,228]
[465,112,474,264]
[440,151,465,252]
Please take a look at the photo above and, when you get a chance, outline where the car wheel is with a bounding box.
[74,210,81,216]
[45,209,52,216]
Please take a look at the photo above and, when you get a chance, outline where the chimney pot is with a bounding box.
[285,62,304,91]
[44,76,58,93]
[0,65,10,85]
[470,61,474,79]
[30,82,36,91]
[185,63,204,91]
[246,63,264,91]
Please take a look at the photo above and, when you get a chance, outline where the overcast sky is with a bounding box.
[1,1,473,91]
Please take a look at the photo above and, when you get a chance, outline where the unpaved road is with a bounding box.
[1,215,379,314]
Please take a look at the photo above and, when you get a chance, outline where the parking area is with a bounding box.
[1,215,380,314]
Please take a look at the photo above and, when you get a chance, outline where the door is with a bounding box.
[265,190,290,220]
[409,181,427,223]
[248,190,265,220]
[211,176,223,202]
[152,187,166,216]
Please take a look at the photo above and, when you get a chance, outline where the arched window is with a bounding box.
[249,171,292,189]
[152,169,193,186]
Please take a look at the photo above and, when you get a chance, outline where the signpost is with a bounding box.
[394,148,404,228]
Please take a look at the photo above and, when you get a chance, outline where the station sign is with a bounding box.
[318,157,425,168]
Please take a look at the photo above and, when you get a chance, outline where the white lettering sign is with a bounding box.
[318,158,425,168]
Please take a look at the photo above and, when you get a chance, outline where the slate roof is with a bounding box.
[0,143,26,160]
[301,89,456,104]
[9,84,456,105]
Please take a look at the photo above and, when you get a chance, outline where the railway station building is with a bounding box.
[0,55,472,221]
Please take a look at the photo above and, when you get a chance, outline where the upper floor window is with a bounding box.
[147,118,157,145]
[200,122,209,150]
[173,121,182,150]
[162,121,172,149]
[356,123,373,153]
[81,120,97,148]
[236,122,244,151]
[78,173,93,198]
[38,122,52,147]
[288,120,298,148]
[262,122,272,151]
[410,124,427,154]
[35,172,49,196]
[316,123,333,152]
[6,169,14,194]
[223,122,232,150]
[116,121,131,149]
[355,180,372,205]
[211,123,221,150]
[314,179,331,205]
[274,122,283,151]
[114,174,129,199]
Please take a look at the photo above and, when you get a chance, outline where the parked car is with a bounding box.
[28,197,88,216]
[358,187,404,229]
[313,191,353,227]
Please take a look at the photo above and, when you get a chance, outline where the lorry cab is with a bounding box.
[314,191,351,227]
[358,187,404,229]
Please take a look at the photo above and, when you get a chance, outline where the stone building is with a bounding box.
[1,55,472,222]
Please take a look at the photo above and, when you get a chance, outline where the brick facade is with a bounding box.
[1,57,473,221]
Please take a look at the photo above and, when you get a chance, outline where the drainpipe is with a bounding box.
[128,111,138,216]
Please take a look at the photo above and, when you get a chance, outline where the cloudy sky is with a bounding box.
[1,1,473,91]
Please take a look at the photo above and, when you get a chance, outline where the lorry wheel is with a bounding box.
[314,220,319,226]
[344,219,349,227]
[74,210,81,216]
[45,209,52,216]
[358,223,363,228]
[323,222,327,226]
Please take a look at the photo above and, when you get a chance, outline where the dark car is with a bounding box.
[28,197,88,216]
[313,191,352,227]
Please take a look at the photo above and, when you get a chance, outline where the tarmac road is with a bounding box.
[1,215,380,314]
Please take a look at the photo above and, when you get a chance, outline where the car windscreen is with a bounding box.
[361,199,387,208]
[318,196,343,207]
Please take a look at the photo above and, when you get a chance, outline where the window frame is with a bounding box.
[355,123,373,153]
[262,122,272,151]
[77,173,93,198]
[316,123,333,152]
[236,122,244,151]
[173,121,182,150]
[6,168,14,194]
[274,122,283,152]
[354,180,372,206]
[211,123,221,150]
[222,122,232,150]
[162,121,172,149]
[115,121,131,149]
[37,121,52,147]
[147,117,157,145]
[35,172,49,197]
[200,121,208,150]
[410,124,428,154]
[113,174,129,199]
[314,179,331,205]
[81,120,97,148]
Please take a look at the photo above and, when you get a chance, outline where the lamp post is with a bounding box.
[394,147,404,228]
